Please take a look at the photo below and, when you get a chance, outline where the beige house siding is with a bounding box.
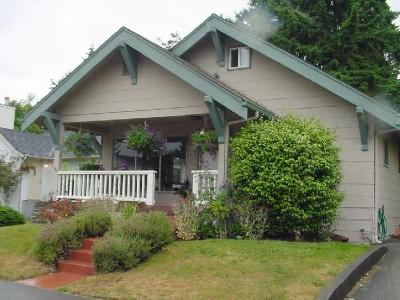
[183,36,376,242]
[54,52,208,123]
[375,133,400,237]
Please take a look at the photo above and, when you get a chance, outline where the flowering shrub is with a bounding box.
[40,199,82,223]
[173,198,200,240]
[35,205,112,265]
[125,126,165,154]
[93,211,173,273]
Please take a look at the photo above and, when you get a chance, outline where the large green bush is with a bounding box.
[0,206,25,227]
[35,207,112,265]
[229,114,343,239]
[93,235,151,273]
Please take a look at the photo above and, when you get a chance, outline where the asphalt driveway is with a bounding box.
[354,239,400,299]
[0,280,92,300]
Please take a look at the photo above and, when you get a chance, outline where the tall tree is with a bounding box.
[8,94,44,134]
[157,32,182,49]
[236,0,400,105]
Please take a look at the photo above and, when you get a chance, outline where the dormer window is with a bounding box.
[229,47,250,70]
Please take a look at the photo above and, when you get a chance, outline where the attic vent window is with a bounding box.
[229,47,250,69]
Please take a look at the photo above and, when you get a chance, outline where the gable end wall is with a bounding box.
[183,36,376,242]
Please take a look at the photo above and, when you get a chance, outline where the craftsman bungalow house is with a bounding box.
[22,15,400,243]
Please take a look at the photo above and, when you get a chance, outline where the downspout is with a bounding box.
[223,111,260,180]
[373,130,379,244]
[18,155,27,213]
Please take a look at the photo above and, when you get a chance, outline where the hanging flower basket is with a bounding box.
[125,126,166,154]
[191,130,218,155]
[19,161,35,172]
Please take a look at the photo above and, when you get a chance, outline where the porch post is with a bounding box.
[217,142,226,189]
[52,122,65,199]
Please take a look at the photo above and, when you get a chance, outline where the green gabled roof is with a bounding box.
[22,27,274,130]
[173,14,400,129]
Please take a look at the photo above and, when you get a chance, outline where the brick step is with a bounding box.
[69,249,93,263]
[58,259,95,276]
[82,238,97,250]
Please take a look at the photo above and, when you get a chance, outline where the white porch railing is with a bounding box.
[192,170,218,200]
[57,171,156,205]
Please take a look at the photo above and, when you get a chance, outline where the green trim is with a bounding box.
[173,15,400,130]
[210,30,225,67]
[204,96,225,143]
[244,101,275,119]
[22,26,253,130]
[42,112,60,148]
[356,106,369,151]
[119,43,138,85]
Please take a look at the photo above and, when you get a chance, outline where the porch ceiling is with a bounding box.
[64,114,222,136]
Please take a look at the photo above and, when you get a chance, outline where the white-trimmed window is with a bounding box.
[229,47,250,69]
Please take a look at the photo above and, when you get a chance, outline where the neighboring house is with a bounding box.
[0,99,15,130]
[22,15,400,243]
[0,127,56,216]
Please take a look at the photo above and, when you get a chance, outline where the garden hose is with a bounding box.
[377,205,388,241]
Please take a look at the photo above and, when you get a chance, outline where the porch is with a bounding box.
[56,169,218,205]
[55,115,226,206]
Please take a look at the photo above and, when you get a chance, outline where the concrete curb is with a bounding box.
[317,245,388,300]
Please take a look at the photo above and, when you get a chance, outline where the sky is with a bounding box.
[0,0,399,104]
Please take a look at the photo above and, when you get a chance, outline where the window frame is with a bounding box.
[228,47,251,70]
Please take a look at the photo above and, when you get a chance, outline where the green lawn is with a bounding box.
[0,223,49,280]
[63,239,370,300]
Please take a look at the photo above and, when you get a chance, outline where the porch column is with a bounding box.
[52,122,65,199]
[217,142,227,188]
[102,132,113,170]
[216,124,230,189]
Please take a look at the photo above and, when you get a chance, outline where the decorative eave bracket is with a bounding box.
[119,43,138,85]
[209,28,225,67]
[41,111,61,149]
[204,96,225,143]
[356,106,369,151]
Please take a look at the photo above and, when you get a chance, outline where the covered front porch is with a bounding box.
[55,114,225,206]
[20,32,273,206]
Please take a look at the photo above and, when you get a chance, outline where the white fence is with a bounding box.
[57,171,156,205]
[192,170,218,200]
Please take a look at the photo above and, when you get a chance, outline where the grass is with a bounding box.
[62,239,370,300]
[0,223,49,280]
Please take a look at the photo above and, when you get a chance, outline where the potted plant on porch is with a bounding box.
[64,130,102,170]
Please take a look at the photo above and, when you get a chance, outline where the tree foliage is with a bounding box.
[156,32,182,49]
[8,95,44,133]
[0,157,20,204]
[236,0,400,104]
[229,115,343,239]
